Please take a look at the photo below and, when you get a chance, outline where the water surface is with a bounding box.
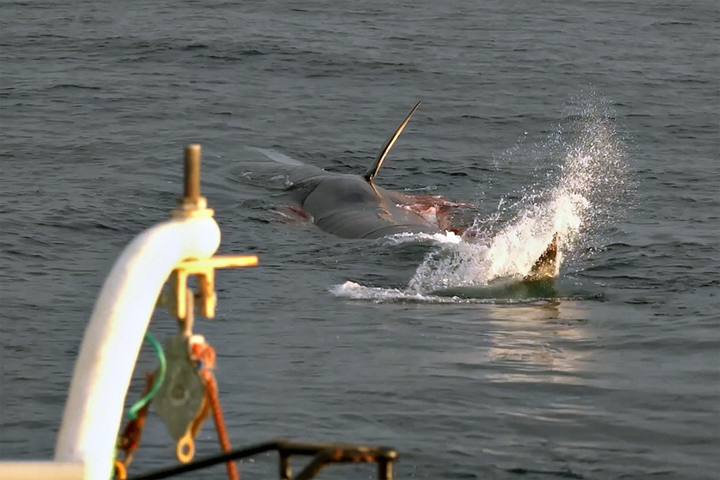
[1,1,718,479]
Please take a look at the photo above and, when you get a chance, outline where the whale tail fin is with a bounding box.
[524,234,561,282]
[364,101,421,185]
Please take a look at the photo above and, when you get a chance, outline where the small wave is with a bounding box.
[47,84,101,90]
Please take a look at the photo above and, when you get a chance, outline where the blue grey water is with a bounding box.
[1,1,718,479]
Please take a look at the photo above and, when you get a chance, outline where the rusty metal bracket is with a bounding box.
[163,144,259,322]
[168,255,258,321]
[127,439,399,480]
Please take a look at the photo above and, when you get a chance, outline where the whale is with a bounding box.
[258,102,475,240]
[252,102,562,284]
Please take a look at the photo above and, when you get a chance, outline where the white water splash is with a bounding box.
[382,231,463,245]
[333,96,630,302]
[331,281,512,304]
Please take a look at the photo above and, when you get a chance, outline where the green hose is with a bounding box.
[127,332,166,420]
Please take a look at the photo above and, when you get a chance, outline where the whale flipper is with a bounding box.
[524,234,561,282]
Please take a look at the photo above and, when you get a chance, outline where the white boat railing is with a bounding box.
[54,214,221,480]
[0,145,257,480]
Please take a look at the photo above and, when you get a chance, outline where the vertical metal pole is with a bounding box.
[178,288,194,336]
[184,144,202,202]
[279,454,292,480]
[378,459,392,480]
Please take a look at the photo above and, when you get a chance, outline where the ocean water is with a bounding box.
[1,1,718,479]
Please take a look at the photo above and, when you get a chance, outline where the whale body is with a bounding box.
[255,102,562,286]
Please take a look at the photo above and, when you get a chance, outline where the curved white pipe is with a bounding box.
[54,216,221,480]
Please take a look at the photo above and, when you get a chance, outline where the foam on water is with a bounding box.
[333,97,630,302]
[381,231,463,245]
[330,280,533,304]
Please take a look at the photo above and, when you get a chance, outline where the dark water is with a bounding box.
[1,1,718,479]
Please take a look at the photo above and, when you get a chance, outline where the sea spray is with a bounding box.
[334,95,631,302]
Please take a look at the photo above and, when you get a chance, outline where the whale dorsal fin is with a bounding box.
[363,101,421,185]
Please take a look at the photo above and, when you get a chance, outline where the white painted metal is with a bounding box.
[54,216,221,480]
[0,462,84,480]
